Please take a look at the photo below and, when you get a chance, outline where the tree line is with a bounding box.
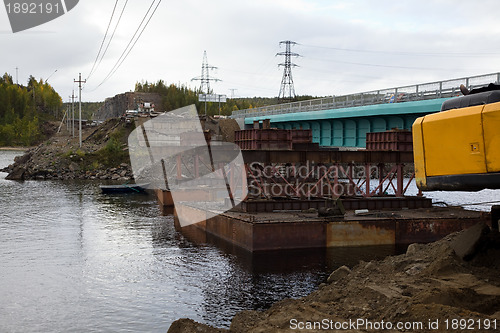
[0,72,62,146]
[0,73,317,145]
[134,80,316,116]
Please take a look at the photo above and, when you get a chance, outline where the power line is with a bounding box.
[304,55,456,71]
[220,79,277,94]
[103,0,162,84]
[91,0,162,90]
[92,0,129,80]
[87,0,119,80]
[300,43,500,57]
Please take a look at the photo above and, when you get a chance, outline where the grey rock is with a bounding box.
[406,243,424,257]
[6,166,26,180]
[327,265,351,284]
[450,222,490,261]
[69,162,80,172]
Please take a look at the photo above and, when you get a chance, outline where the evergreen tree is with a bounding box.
[0,72,62,146]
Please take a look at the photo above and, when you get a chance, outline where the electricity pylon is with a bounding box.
[277,40,300,103]
[192,50,220,94]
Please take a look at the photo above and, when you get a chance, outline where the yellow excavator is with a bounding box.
[413,85,500,192]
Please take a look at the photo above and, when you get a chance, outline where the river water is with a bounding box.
[0,150,499,332]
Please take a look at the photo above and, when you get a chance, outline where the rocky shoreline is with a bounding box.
[1,155,133,181]
[1,118,134,182]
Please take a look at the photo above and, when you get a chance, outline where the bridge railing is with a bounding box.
[231,72,500,119]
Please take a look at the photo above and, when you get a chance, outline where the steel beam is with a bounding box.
[241,150,413,164]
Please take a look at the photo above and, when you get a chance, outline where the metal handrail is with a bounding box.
[231,72,500,119]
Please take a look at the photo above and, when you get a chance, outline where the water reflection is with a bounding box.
[171,215,398,325]
[3,149,492,332]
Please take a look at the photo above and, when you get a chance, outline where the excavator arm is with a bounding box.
[413,90,500,191]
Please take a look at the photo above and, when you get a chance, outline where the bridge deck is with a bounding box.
[232,72,500,119]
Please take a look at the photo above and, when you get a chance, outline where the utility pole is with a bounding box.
[74,73,86,147]
[69,91,76,138]
[229,88,237,99]
[15,67,18,85]
[277,40,300,103]
[192,50,221,115]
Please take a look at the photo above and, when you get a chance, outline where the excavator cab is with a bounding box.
[413,90,500,191]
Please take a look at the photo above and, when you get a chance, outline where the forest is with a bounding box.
[0,72,62,146]
[0,73,315,146]
[134,80,316,116]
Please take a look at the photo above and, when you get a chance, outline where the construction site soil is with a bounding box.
[0,116,242,181]
[1,118,134,181]
[168,223,500,333]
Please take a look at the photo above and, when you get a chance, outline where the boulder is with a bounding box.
[450,222,490,261]
[69,162,80,172]
[167,318,225,333]
[327,265,351,284]
[406,243,425,257]
[14,152,32,165]
[5,166,26,180]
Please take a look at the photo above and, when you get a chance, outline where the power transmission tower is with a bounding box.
[277,40,300,103]
[229,88,237,99]
[192,50,220,94]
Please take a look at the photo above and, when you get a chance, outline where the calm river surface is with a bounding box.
[0,150,499,332]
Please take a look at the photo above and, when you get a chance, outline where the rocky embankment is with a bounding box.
[168,223,500,333]
[1,153,133,181]
[1,115,242,182]
[1,118,134,181]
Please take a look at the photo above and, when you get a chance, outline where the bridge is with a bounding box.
[231,72,500,147]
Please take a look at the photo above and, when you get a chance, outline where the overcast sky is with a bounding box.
[2,0,500,102]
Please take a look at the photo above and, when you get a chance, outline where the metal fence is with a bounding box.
[231,72,500,119]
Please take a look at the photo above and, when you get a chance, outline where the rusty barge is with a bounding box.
[145,119,493,252]
[173,204,488,251]
[162,130,489,251]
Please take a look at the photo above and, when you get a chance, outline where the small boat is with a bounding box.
[100,183,149,194]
